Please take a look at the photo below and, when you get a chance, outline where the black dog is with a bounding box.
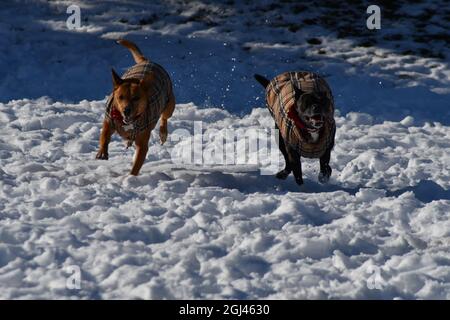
[254,72,336,186]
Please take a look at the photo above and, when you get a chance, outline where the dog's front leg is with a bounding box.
[318,145,332,183]
[275,125,292,179]
[287,147,303,186]
[130,130,151,176]
[96,119,114,160]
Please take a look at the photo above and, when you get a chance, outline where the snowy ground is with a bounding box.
[0,0,449,299]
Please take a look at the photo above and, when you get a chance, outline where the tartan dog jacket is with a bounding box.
[105,61,172,139]
[265,71,336,159]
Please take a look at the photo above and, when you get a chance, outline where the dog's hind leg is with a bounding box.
[275,123,292,180]
[159,91,175,145]
[96,119,115,160]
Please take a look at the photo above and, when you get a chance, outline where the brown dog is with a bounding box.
[96,39,175,175]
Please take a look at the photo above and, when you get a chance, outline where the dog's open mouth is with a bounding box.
[307,127,321,133]
[304,114,324,131]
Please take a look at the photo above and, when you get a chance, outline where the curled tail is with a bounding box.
[116,39,147,64]
[254,74,270,88]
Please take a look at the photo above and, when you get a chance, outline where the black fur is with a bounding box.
[256,73,333,186]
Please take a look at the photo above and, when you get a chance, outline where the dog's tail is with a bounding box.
[116,39,147,64]
[254,74,270,88]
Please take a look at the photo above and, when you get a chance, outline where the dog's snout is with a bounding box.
[124,106,132,117]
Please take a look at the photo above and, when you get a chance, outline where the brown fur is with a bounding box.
[96,40,175,176]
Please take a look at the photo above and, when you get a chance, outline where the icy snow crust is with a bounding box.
[0,0,449,299]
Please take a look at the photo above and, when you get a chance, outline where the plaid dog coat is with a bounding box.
[266,72,336,159]
[105,61,172,142]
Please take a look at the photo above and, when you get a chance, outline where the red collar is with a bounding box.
[110,107,124,123]
[287,108,307,130]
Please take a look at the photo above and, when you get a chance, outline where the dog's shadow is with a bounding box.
[386,180,450,203]
[146,165,450,202]
[159,166,358,195]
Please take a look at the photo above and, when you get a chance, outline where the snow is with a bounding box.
[0,0,449,299]
[1,98,449,299]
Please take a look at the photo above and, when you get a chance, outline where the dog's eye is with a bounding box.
[132,96,140,102]
[118,95,124,100]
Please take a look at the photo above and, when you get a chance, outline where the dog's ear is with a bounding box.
[111,68,123,89]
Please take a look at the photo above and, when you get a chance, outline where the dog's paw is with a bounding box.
[160,133,167,145]
[95,150,108,160]
[159,128,168,145]
[318,166,332,184]
[295,177,304,186]
[275,169,291,180]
